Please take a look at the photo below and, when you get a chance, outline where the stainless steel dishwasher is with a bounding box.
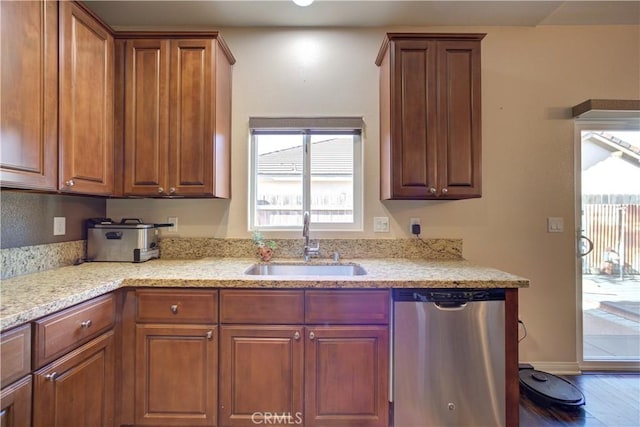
[392,288,505,427]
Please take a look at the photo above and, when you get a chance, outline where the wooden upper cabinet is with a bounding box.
[0,0,58,191]
[377,33,484,200]
[122,39,170,196]
[58,1,114,195]
[121,35,235,198]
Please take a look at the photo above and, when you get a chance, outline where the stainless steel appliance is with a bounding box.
[86,218,171,262]
[392,288,505,427]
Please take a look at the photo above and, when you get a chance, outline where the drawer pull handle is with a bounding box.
[170,305,178,314]
[309,331,315,340]
[80,320,92,328]
[294,331,300,340]
[206,330,213,340]
[45,372,57,381]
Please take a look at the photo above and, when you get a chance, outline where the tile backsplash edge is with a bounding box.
[1,240,85,280]
[159,238,463,261]
[0,238,463,279]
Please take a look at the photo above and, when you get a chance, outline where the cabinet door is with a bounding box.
[219,326,303,426]
[169,39,215,196]
[0,324,31,389]
[0,376,32,427]
[135,324,217,426]
[58,2,114,195]
[305,326,389,427]
[0,0,57,191]
[390,38,438,199]
[436,40,482,198]
[33,331,115,427]
[123,39,170,196]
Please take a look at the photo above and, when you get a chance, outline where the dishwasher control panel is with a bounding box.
[393,288,505,303]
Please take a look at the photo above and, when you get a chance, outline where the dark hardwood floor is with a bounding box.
[520,373,640,426]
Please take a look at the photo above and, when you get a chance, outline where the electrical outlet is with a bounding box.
[373,217,390,233]
[409,217,420,234]
[53,217,66,236]
[167,216,178,233]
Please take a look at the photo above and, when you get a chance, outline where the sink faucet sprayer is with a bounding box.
[303,211,320,262]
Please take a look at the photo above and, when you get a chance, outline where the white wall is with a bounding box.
[108,24,640,367]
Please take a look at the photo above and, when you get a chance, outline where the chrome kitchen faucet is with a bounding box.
[302,211,320,262]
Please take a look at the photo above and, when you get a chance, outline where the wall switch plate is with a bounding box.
[547,217,564,233]
[53,217,66,236]
[410,217,421,234]
[373,217,389,233]
[167,216,178,233]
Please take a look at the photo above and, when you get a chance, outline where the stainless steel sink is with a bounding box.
[244,263,367,276]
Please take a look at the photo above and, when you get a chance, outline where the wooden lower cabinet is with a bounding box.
[219,326,304,426]
[0,376,32,427]
[218,290,390,427]
[305,326,389,427]
[33,330,115,427]
[218,325,389,427]
[135,324,218,426]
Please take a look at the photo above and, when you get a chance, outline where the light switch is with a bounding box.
[547,217,564,233]
[373,217,390,233]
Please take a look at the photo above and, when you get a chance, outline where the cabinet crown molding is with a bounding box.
[375,32,486,65]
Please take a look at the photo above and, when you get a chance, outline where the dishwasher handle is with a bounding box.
[434,301,468,311]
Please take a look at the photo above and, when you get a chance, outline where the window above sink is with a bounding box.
[248,117,364,232]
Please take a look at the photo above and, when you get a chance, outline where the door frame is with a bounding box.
[574,118,640,372]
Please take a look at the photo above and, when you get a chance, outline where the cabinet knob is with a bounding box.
[206,330,213,340]
[429,187,437,194]
[65,179,75,187]
[169,187,176,194]
[80,320,92,328]
[158,187,165,194]
[45,372,57,381]
[441,188,449,195]
[309,331,315,340]
[294,331,300,340]
[170,304,178,314]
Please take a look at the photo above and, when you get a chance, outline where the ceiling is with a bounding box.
[84,1,640,29]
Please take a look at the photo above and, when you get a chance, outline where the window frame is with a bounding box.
[248,118,364,232]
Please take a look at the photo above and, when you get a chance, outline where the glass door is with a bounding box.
[577,124,640,369]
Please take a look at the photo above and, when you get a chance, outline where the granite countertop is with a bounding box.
[0,257,529,331]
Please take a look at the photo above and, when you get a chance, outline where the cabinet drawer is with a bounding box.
[220,290,304,324]
[136,289,218,323]
[34,293,115,368]
[0,324,31,388]
[305,290,390,324]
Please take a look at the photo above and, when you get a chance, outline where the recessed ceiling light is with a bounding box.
[292,0,314,7]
